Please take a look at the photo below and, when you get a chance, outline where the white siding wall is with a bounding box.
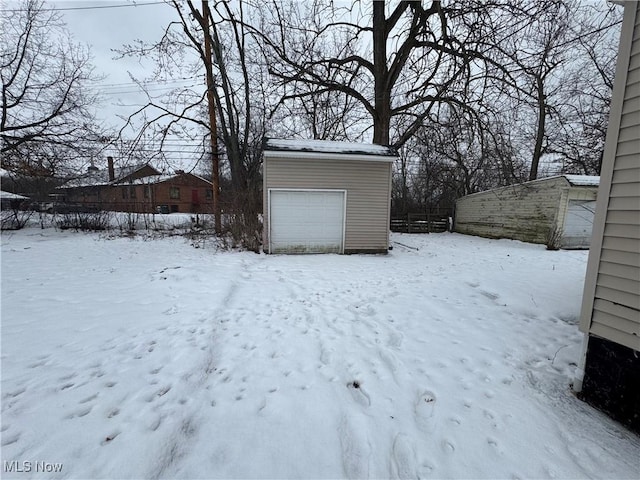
[263,156,392,253]
[580,1,640,351]
[455,177,570,244]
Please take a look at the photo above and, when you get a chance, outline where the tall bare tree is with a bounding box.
[117,0,266,198]
[249,0,531,147]
[1,0,102,176]
[495,0,621,179]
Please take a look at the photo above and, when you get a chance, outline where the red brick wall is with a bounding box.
[61,174,214,213]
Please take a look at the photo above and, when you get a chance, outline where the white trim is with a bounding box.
[268,188,347,254]
[263,156,268,251]
[263,150,394,163]
[572,333,591,393]
[579,0,637,335]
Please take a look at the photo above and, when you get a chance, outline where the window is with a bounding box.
[122,187,128,199]
[129,186,136,199]
[170,187,180,199]
[206,189,213,199]
[144,186,151,199]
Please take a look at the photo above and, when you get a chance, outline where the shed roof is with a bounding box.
[264,138,397,157]
[563,175,600,186]
[458,174,600,201]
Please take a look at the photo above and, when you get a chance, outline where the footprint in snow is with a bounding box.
[163,305,178,315]
[1,433,20,446]
[391,433,418,479]
[65,406,92,419]
[101,431,120,446]
[79,393,98,404]
[415,390,436,432]
[347,381,371,407]
[479,290,500,301]
[387,331,404,349]
[441,439,456,454]
[338,416,371,479]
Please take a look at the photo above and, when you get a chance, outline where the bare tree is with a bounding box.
[1,0,102,176]
[553,2,621,175]
[248,0,530,147]
[495,0,621,179]
[117,0,266,198]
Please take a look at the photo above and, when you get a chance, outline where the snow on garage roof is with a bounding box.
[563,175,600,186]
[264,138,397,157]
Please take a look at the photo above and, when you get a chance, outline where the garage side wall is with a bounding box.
[454,177,568,244]
[263,157,391,253]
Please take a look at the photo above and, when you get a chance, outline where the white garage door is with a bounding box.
[562,200,597,248]
[269,190,345,254]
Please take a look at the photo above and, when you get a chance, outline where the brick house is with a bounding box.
[58,158,214,214]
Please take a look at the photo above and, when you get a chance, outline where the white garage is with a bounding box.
[263,139,396,254]
[563,200,598,249]
[269,190,346,254]
[455,175,600,249]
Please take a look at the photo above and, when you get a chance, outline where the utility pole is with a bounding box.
[201,0,221,233]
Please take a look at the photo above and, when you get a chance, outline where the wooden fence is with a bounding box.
[390,212,452,233]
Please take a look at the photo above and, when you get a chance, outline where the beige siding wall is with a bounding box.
[580,2,640,351]
[263,156,392,253]
[454,177,569,244]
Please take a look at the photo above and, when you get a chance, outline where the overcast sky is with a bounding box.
[50,1,181,125]
[38,1,206,171]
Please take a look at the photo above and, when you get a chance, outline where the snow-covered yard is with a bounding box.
[1,229,639,479]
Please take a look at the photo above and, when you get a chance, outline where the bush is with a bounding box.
[546,225,563,251]
[221,212,262,253]
[219,188,263,253]
[1,208,33,230]
[56,211,112,231]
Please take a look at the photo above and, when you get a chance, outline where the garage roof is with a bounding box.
[563,175,600,186]
[264,138,397,158]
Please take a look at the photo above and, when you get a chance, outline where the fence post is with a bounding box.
[407,213,412,234]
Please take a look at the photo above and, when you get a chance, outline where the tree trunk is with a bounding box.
[529,76,546,181]
[372,2,390,146]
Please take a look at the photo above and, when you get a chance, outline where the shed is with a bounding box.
[454,175,600,248]
[576,0,639,434]
[262,139,395,254]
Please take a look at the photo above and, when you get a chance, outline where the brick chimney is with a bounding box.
[107,156,115,182]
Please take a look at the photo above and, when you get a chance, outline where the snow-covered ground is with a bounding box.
[1,229,639,479]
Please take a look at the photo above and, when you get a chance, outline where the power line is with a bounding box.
[94,78,199,88]
[100,84,201,95]
[3,1,167,12]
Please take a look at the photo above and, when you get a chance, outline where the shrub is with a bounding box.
[546,225,563,251]
[218,188,263,253]
[1,208,33,230]
[56,211,112,231]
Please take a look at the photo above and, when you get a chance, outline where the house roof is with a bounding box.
[127,173,212,186]
[60,163,160,188]
[0,190,29,200]
[264,138,398,157]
